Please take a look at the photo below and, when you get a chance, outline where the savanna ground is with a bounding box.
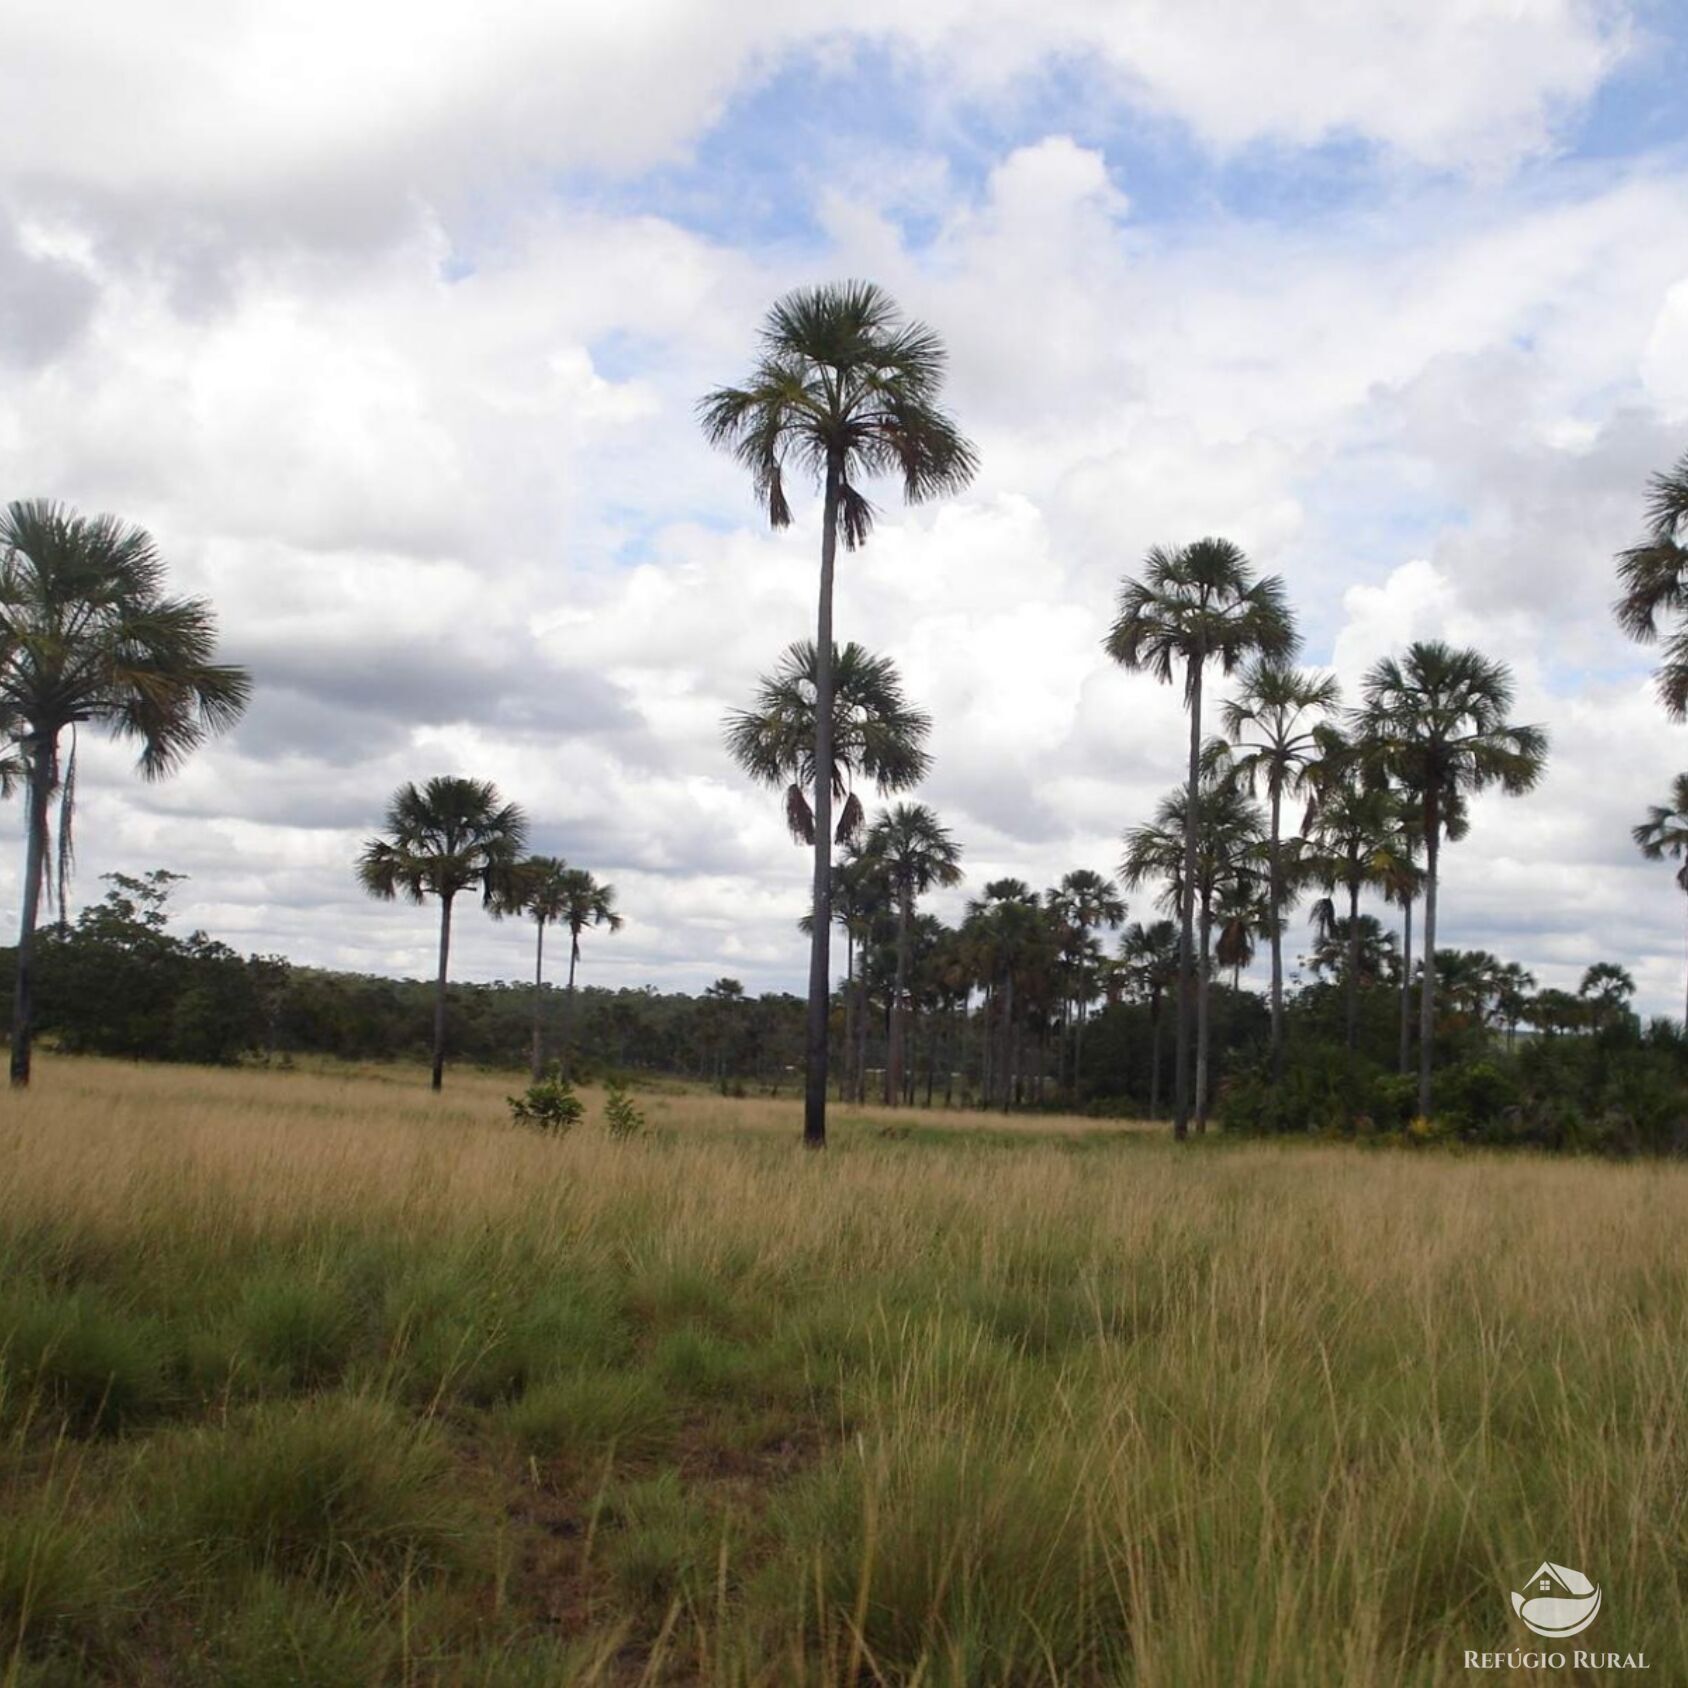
[0,1058,1682,1686]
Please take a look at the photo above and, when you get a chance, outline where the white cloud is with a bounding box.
[4,2,1688,1015]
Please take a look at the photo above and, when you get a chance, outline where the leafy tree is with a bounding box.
[702,280,976,1148]
[865,803,963,1106]
[1359,644,1547,1116]
[0,500,250,1085]
[357,777,528,1091]
[1632,772,1688,1024]
[725,641,930,846]
[1614,448,1688,717]
[1221,659,1338,1076]
[1105,538,1295,1137]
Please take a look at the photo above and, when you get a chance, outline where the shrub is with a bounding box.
[603,1077,645,1140]
[507,1070,584,1134]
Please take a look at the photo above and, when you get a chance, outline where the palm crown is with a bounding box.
[1357,643,1547,810]
[867,802,964,903]
[1614,449,1688,717]
[1105,538,1297,699]
[1633,773,1688,893]
[724,640,930,844]
[557,868,622,951]
[357,778,529,907]
[1221,659,1340,801]
[699,280,978,547]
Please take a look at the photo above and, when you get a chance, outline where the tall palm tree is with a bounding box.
[1049,868,1126,1086]
[864,803,963,1107]
[962,879,1047,1111]
[1220,659,1338,1077]
[1122,769,1264,1131]
[0,501,250,1086]
[1105,538,1295,1139]
[1302,738,1398,1052]
[359,777,528,1092]
[555,868,622,1077]
[1633,774,1688,1026]
[1119,919,1180,1119]
[1359,643,1547,1116]
[495,855,574,1082]
[725,641,930,848]
[1614,448,1688,717]
[702,281,977,1148]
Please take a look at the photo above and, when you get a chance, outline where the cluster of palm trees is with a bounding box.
[1105,549,1546,1135]
[705,283,1566,1144]
[356,777,620,1090]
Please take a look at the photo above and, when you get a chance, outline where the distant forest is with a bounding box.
[6,867,1686,1156]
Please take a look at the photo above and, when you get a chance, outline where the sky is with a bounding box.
[4,0,1688,1013]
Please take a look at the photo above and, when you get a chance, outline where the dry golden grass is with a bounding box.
[0,1055,1683,1684]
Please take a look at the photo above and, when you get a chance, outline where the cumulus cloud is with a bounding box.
[2,1,1687,1013]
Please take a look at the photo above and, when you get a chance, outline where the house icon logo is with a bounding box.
[1511,1562,1602,1639]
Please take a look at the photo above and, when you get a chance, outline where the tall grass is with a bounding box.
[0,1055,1682,1683]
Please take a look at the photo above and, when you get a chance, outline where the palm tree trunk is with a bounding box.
[887,888,911,1106]
[9,734,54,1088]
[1268,784,1285,1081]
[1195,891,1213,1132]
[1149,996,1163,1120]
[1002,974,1016,1112]
[431,891,455,1092]
[841,928,856,1102]
[1399,894,1413,1076]
[854,969,869,1103]
[1418,795,1440,1118]
[1175,653,1203,1141]
[803,458,842,1147]
[1344,877,1361,1051]
[530,918,546,1083]
[561,938,581,1078]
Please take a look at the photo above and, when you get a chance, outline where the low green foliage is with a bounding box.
[603,1076,646,1138]
[506,1070,584,1133]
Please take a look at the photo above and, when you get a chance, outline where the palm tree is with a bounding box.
[554,868,622,1077]
[962,879,1047,1110]
[1614,448,1688,717]
[1359,643,1547,1116]
[1105,539,1295,1139]
[359,777,528,1091]
[1633,773,1688,1025]
[495,855,573,1082]
[864,803,963,1107]
[1221,659,1338,1076]
[725,641,930,848]
[0,501,251,1086]
[1122,769,1264,1131]
[1048,868,1126,1087]
[702,281,977,1148]
[1495,960,1536,1051]
[1302,740,1398,1052]
[1119,919,1180,1120]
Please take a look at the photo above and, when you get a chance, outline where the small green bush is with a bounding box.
[507,1071,584,1134]
[603,1077,645,1139]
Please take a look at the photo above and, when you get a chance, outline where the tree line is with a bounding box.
[4,281,1688,1152]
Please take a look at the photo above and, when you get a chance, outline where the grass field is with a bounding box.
[0,1057,1682,1684]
